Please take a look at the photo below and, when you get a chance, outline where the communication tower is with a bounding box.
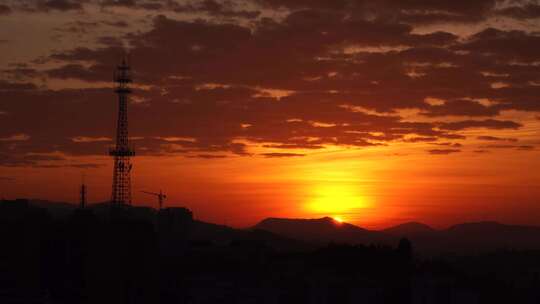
[110,57,135,205]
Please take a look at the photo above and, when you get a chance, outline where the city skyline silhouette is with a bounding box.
[1,1,539,228]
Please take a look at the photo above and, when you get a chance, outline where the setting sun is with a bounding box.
[306,184,371,217]
[333,216,344,223]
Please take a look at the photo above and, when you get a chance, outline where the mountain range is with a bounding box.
[255,217,540,255]
[19,199,540,255]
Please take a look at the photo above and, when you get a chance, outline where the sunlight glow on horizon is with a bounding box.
[333,216,344,223]
[306,184,372,217]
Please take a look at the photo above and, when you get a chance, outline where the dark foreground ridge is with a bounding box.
[2,199,540,304]
[255,217,540,255]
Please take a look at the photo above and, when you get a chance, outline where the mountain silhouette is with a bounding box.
[22,200,540,254]
[388,221,540,255]
[255,217,540,255]
[254,216,390,244]
[189,219,311,251]
[438,221,540,253]
[382,222,436,238]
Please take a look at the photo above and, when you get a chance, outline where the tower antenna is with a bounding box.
[80,174,87,209]
[110,54,135,205]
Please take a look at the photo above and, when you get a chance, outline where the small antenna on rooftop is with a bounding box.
[80,174,87,209]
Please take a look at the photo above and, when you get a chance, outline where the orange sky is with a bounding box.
[1,0,540,229]
[2,141,539,229]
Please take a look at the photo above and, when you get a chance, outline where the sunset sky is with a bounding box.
[1,0,539,229]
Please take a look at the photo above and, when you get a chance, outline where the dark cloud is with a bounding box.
[427,149,461,155]
[46,64,110,82]
[255,0,349,10]
[7,0,538,26]
[0,151,105,168]
[2,4,539,166]
[43,0,82,11]
[0,153,64,167]
[0,4,12,15]
[496,4,540,19]
[439,119,522,131]
[431,142,463,148]
[261,152,306,158]
[421,100,499,117]
[187,154,228,159]
[256,0,498,24]
[68,163,106,168]
[102,20,129,28]
[517,145,535,151]
[403,137,438,143]
[477,136,518,142]
[458,28,540,63]
[99,0,160,9]
[262,143,325,149]
[481,144,535,151]
[171,0,261,19]
[100,0,137,6]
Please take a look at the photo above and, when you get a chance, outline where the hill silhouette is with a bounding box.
[5,199,540,303]
[438,221,540,254]
[255,216,540,255]
[254,216,392,245]
[25,199,310,251]
[382,222,435,238]
[21,200,540,254]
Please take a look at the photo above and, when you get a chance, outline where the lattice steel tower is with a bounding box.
[110,57,135,205]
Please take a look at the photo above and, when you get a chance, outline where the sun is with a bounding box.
[333,216,344,223]
[306,184,370,216]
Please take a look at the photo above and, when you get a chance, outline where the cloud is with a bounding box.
[0,153,65,167]
[171,0,261,19]
[477,136,518,142]
[496,4,540,19]
[481,144,535,151]
[0,4,12,15]
[71,136,112,143]
[0,151,105,168]
[0,81,37,91]
[262,143,325,149]
[10,0,87,12]
[100,0,163,10]
[261,152,306,158]
[68,163,106,168]
[255,0,498,24]
[0,134,30,142]
[403,137,438,143]
[427,149,461,155]
[421,99,499,117]
[439,119,522,131]
[2,5,539,166]
[458,28,540,63]
[431,142,462,148]
[187,154,228,159]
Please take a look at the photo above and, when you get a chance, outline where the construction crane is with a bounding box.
[141,190,166,210]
